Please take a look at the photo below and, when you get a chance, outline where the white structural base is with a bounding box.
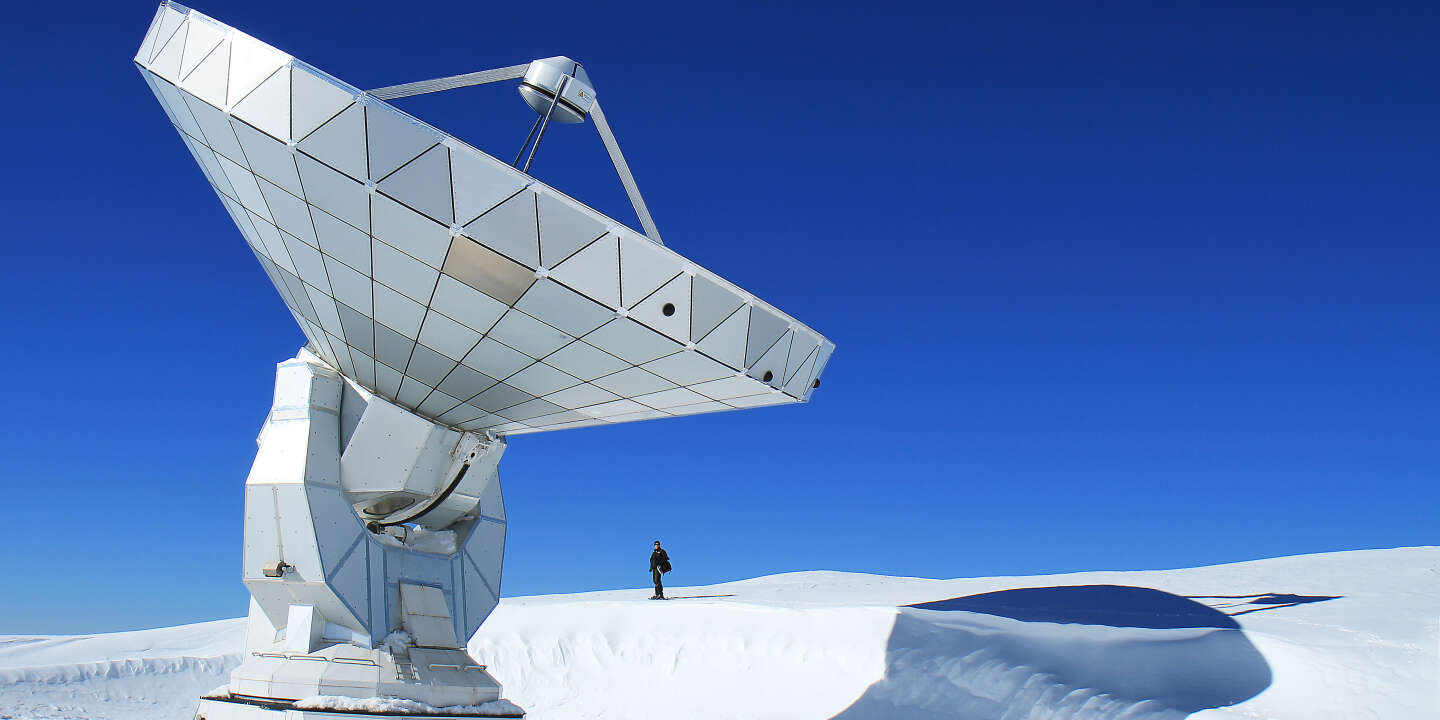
[196,697,521,720]
[203,351,521,718]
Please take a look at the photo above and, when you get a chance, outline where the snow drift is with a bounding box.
[1,547,1434,720]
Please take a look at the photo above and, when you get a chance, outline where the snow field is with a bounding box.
[0,548,1433,720]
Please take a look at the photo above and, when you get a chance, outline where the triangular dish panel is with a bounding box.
[141,5,183,65]
[367,102,443,182]
[689,272,744,342]
[747,328,793,390]
[464,190,539,268]
[451,143,528,225]
[696,304,749,369]
[618,232,681,309]
[379,144,453,225]
[179,35,229,108]
[178,16,224,80]
[292,64,355,142]
[148,20,187,82]
[134,2,831,436]
[538,191,608,268]
[549,233,619,309]
[231,65,290,142]
[228,33,290,108]
[630,272,690,344]
[299,103,367,182]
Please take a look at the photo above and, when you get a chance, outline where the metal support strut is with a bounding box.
[522,76,569,174]
[368,64,531,100]
[590,100,663,245]
[366,60,665,245]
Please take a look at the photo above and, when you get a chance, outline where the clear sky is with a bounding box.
[1,0,1435,633]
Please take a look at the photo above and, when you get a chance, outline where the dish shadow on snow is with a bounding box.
[910,584,1250,628]
[830,585,1282,720]
[1185,592,1341,616]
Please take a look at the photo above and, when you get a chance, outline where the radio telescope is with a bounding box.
[134,3,832,718]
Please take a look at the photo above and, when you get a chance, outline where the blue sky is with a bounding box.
[1,0,1435,633]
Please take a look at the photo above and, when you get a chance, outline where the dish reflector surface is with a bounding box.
[135,2,832,435]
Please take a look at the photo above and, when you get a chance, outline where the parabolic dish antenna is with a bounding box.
[134,3,832,718]
[136,4,831,438]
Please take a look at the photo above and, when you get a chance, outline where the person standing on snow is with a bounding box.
[649,540,671,600]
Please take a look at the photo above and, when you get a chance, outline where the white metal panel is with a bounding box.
[231,64,291,142]
[538,190,607,267]
[233,119,303,196]
[292,64,356,142]
[257,178,317,246]
[451,144,527,225]
[642,351,731,386]
[178,16,224,80]
[427,277,503,337]
[228,32,290,108]
[506,362,580,396]
[179,36,229,108]
[372,194,451,269]
[696,304,749,369]
[464,190,539,268]
[372,283,426,337]
[542,340,628,381]
[299,103,367,181]
[184,92,246,164]
[549,232,619,308]
[373,239,440,305]
[618,232,681,308]
[586,318,680,365]
[748,328,793,389]
[135,5,177,66]
[366,102,442,181]
[313,208,370,269]
[285,604,324,653]
[295,153,370,232]
[487,311,571,359]
[513,280,612,336]
[630,272,690,343]
[417,310,483,361]
[379,144,453,224]
[543,382,621,409]
[462,338,533,380]
[592,367,674,398]
[147,20,186,82]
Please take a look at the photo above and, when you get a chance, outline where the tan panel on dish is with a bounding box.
[442,235,535,306]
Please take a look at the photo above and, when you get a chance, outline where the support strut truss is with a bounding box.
[368,61,665,246]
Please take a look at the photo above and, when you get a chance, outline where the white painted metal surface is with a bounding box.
[226,352,507,711]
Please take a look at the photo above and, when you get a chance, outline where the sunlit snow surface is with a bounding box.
[1,548,1433,720]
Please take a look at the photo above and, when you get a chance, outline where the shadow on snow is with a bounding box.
[828,584,1325,720]
[1185,592,1341,617]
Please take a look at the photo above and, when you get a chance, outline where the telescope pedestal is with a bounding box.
[197,691,520,720]
[197,354,521,718]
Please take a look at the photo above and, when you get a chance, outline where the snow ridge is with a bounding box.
[0,654,240,685]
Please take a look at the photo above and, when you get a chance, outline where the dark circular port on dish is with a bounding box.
[662,303,676,317]
[812,378,821,388]
[762,370,774,382]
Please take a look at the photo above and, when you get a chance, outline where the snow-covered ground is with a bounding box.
[1,547,1434,720]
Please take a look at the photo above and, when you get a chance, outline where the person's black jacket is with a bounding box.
[650,548,671,574]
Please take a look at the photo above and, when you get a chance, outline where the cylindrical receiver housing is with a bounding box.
[518,56,596,123]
